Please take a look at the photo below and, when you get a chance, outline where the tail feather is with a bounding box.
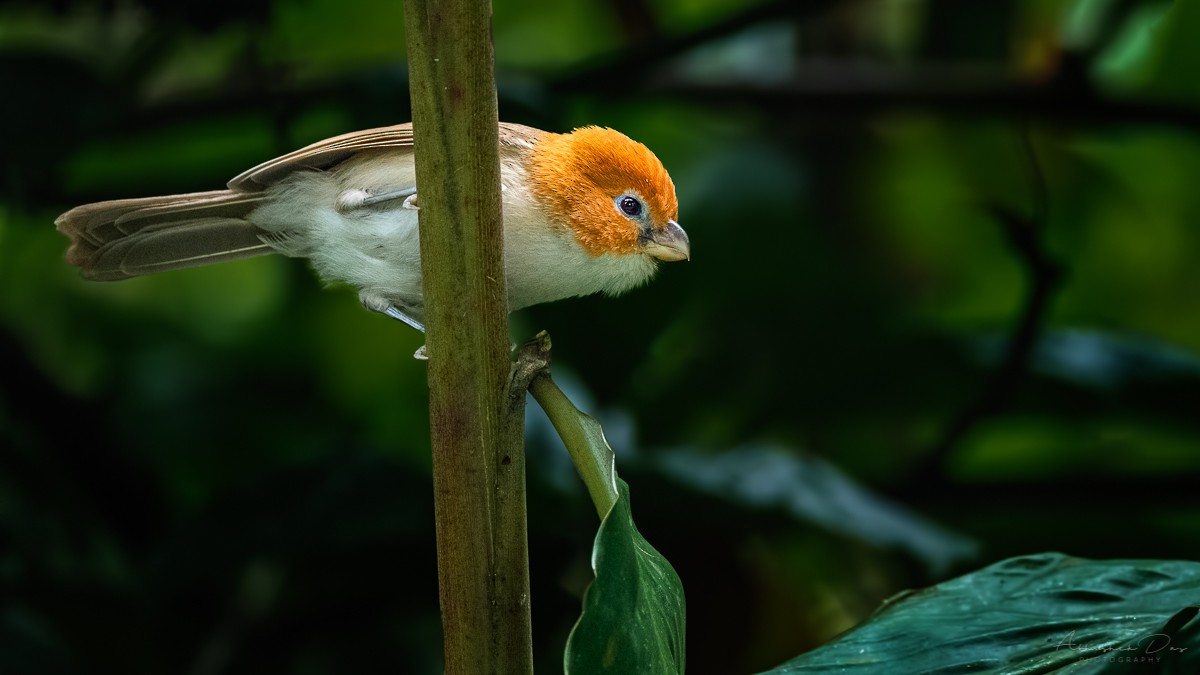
[56,190,275,280]
[58,191,230,236]
[112,192,264,233]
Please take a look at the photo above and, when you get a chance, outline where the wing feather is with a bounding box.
[227,124,416,192]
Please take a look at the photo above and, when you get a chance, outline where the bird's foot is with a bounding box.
[359,289,425,333]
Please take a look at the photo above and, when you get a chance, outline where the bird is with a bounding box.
[56,122,689,331]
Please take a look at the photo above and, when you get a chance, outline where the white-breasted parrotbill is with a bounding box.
[56,122,690,330]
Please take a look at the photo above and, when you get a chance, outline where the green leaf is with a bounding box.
[763,552,1200,674]
[565,478,686,675]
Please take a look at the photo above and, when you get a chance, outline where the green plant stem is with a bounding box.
[521,334,619,519]
[402,0,533,672]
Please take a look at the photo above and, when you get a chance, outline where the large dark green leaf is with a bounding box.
[565,478,686,674]
[764,553,1200,674]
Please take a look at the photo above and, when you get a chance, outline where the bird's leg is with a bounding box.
[358,290,427,360]
[336,187,418,212]
[359,289,423,329]
[363,187,417,208]
[357,291,517,360]
[384,307,426,334]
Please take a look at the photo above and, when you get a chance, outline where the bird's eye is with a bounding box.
[619,195,643,217]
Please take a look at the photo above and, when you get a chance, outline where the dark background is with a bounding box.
[3,0,1200,672]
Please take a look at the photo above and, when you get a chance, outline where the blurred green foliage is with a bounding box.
[3,0,1200,673]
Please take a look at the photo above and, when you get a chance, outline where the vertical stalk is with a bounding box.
[402,0,533,672]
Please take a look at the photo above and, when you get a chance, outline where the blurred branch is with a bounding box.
[639,70,1200,129]
[46,65,1200,199]
[915,130,1063,480]
[101,65,1200,137]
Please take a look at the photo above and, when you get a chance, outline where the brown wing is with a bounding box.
[225,122,546,192]
[227,124,416,192]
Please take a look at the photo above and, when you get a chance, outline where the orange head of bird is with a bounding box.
[528,126,689,261]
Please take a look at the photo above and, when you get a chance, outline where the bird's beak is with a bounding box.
[643,220,690,261]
